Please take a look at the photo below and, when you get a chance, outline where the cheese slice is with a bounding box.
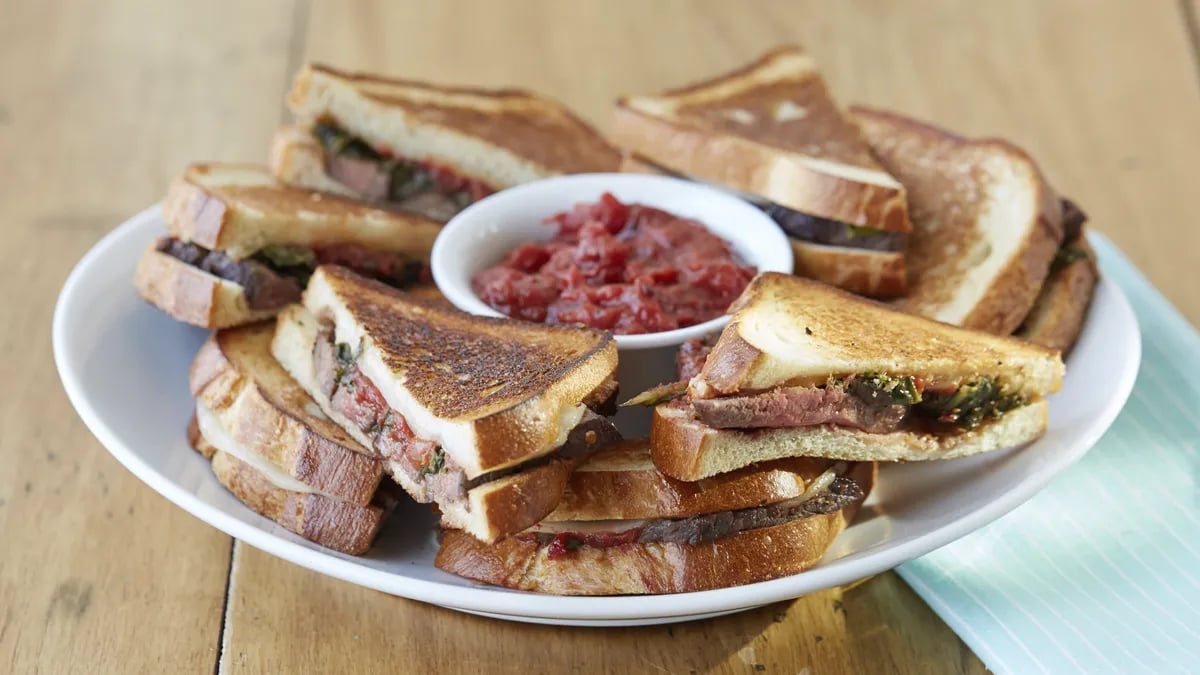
[195,402,331,498]
[526,519,646,535]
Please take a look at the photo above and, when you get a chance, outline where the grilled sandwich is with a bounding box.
[271,63,621,221]
[646,273,1064,480]
[272,266,621,542]
[436,439,874,594]
[188,322,394,555]
[611,46,912,298]
[134,163,441,329]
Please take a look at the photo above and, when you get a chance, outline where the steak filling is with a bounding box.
[157,238,429,311]
[311,326,619,506]
[534,470,864,556]
[313,121,497,221]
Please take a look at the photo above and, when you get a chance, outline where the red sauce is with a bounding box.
[472,193,756,334]
[545,528,644,559]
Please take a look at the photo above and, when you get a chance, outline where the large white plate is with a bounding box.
[54,206,1140,627]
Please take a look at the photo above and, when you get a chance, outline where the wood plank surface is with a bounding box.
[221,544,982,675]
[5,0,1199,674]
[0,1,295,672]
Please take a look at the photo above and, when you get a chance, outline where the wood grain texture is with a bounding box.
[0,0,293,672]
[221,544,984,675]
[6,0,1199,673]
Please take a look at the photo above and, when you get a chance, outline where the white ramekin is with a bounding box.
[430,173,793,434]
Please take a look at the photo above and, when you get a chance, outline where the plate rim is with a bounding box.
[52,206,1142,622]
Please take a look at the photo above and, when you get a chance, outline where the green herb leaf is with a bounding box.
[1051,246,1087,272]
[420,448,445,476]
[256,245,316,270]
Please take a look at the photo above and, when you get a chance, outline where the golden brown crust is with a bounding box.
[435,462,875,595]
[133,246,275,329]
[650,400,1048,479]
[460,457,578,542]
[1016,235,1098,354]
[852,106,1064,335]
[546,440,837,521]
[289,64,621,179]
[690,272,1064,399]
[210,450,387,555]
[189,323,383,505]
[791,240,906,298]
[163,162,443,258]
[307,266,618,473]
[611,47,910,233]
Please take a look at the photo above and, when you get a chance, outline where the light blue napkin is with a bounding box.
[897,235,1200,674]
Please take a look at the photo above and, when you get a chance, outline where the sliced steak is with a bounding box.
[311,327,619,507]
[534,473,865,549]
[637,475,863,545]
[691,386,907,433]
[761,203,907,252]
[327,155,391,202]
[157,239,301,310]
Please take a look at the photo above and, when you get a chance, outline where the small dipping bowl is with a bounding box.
[431,172,794,435]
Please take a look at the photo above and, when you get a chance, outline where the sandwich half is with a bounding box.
[272,63,621,220]
[611,46,912,298]
[272,266,621,542]
[188,322,392,555]
[851,107,1066,334]
[436,439,875,595]
[1016,201,1098,354]
[647,272,1064,480]
[134,162,442,329]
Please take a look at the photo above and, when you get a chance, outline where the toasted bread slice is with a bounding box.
[282,63,620,192]
[544,439,840,522]
[273,303,618,542]
[652,399,1046,479]
[790,241,906,298]
[435,461,874,595]
[1016,234,1098,354]
[197,441,389,556]
[189,322,382,505]
[691,272,1064,399]
[163,163,442,260]
[612,47,909,233]
[270,125,364,198]
[134,246,278,329]
[852,107,1064,334]
[617,152,906,297]
[283,265,618,476]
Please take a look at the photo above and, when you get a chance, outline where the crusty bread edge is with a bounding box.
[210,450,386,555]
[134,246,275,329]
[611,103,910,233]
[791,240,906,298]
[189,328,383,505]
[434,461,875,594]
[1016,236,1098,354]
[650,400,1048,480]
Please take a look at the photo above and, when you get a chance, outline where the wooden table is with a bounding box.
[4,1,1198,672]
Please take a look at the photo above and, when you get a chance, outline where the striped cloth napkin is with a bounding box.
[897,234,1200,674]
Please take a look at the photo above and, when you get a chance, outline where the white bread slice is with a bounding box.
[790,240,905,298]
[691,272,1064,399]
[283,63,620,191]
[435,461,875,595]
[188,322,382,504]
[163,162,442,260]
[271,302,612,543]
[133,246,277,329]
[290,266,617,477]
[544,439,838,522]
[851,107,1064,334]
[1016,235,1098,354]
[652,400,1046,480]
[611,46,910,233]
[202,445,388,556]
[617,152,907,298]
